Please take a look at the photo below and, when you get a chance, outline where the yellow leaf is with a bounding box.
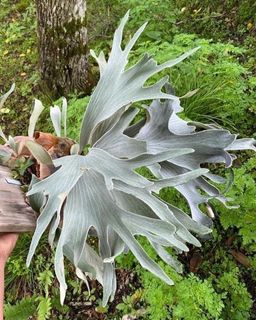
[20,72,27,77]
[19,53,26,57]
[247,22,253,30]
[0,108,10,114]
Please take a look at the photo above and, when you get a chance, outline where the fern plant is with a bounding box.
[4,296,37,320]
[0,12,255,307]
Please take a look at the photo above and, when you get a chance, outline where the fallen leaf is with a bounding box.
[226,236,235,247]
[231,250,251,267]
[190,252,202,273]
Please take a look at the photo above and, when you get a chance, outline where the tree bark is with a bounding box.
[36,0,92,97]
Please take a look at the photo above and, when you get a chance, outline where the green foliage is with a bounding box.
[217,268,252,320]
[218,156,256,247]
[117,232,254,320]
[64,96,90,140]
[37,269,54,297]
[174,0,256,44]
[87,0,125,48]
[128,33,255,134]
[36,265,54,319]
[0,0,39,135]
[5,234,35,295]
[200,245,254,319]
[116,289,145,318]
[4,296,37,320]
[11,157,34,180]
[5,235,56,319]
[172,275,224,320]
[37,297,52,320]
[122,0,179,42]
[140,264,224,320]
[133,240,254,320]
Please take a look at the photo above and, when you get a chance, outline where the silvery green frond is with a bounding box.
[50,106,62,137]
[50,98,69,137]
[26,12,256,307]
[27,148,209,305]
[225,138,256,151]
[94,108,147,158]
[28,99,44,138]
[79,11,199,150]
[135,95,255,225]
[136,98,237,167]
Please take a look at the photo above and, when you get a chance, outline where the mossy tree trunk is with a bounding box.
[36,0,92,98]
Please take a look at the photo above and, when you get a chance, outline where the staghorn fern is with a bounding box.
[1,12,256,306]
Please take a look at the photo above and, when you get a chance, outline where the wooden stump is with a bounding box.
[0,165,36,232]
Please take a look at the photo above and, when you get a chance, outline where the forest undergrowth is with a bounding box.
[1,1,256,319]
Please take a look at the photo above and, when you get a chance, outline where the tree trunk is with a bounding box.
[36,0,92,98]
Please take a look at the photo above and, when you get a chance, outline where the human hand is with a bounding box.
[0,233,19,263]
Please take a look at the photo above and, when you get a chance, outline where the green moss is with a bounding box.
[62,17,87,35]
[45,17,88,57]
